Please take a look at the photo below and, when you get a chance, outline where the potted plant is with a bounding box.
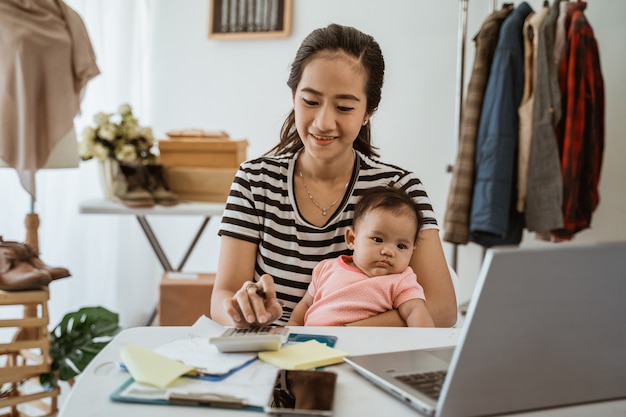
[40,306,121,389]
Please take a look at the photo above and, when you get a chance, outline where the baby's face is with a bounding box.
[348,207,417,277]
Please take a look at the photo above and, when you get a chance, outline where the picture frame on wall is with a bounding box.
[208,0,292,39]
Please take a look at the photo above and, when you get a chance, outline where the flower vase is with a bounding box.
[98,158,122,199]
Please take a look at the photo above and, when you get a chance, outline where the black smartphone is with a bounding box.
[264,369,338,416]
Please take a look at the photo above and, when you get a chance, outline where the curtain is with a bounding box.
[0,0,161,328]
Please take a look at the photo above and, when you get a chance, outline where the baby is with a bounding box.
[288,186,434,327]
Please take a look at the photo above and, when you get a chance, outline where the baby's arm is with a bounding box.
[287,292,314,326]
[398,299,435,328]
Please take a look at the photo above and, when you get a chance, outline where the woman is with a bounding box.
[210,23,457,327]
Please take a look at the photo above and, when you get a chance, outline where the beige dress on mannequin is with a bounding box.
[0,0,99,198]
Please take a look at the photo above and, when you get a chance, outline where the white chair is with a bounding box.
[448,264,463,327]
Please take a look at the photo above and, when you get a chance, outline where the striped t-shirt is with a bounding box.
[219,149,438,324]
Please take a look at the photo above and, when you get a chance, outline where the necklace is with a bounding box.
[299,170,349,216]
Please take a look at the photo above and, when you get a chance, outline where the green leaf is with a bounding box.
[40,306,121,389]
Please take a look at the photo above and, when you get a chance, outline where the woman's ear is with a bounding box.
[345,227,356,249]
[362,112,373,126]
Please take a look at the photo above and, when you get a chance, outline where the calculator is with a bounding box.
[209,326,290,353]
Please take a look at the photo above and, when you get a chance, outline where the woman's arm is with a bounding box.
[210,235,282,326]
[411,229,457,327]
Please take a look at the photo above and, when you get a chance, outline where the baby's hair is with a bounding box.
[353,186,424,241]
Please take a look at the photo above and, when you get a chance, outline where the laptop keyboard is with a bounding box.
[395,370,447,400]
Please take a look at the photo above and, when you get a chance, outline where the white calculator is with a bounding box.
[209,326,289,353]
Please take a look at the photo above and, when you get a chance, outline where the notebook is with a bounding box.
[344,241,626,417]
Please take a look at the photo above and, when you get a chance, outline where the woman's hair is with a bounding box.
[353,186,424,242]
[268,23,384,157]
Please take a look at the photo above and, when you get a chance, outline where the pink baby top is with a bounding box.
[303,255,426,326]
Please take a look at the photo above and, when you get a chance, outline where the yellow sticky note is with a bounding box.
[258,340,348,370]
[120,343,196,388]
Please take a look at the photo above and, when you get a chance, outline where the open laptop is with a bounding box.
[344,241,626,417]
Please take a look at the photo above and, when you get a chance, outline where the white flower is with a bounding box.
[118,103,132,116]
[126,123,139,139]
[139,127,154,144]
[92,143,110,160]
[93,112,110,127]
[116,144,137,162]
[78,140,91,159]
[82,126,96,142]
[79,104,156,164]
[99,125,116,141]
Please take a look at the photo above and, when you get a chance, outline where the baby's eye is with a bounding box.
[372,237,383,243]
[303,98,318,106]
[397,243,408,250]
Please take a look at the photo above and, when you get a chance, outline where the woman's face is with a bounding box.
[293,51,369,163]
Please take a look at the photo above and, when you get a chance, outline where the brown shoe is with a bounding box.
[0,237,52,291]
[145,164,178,206]
[116,162,155,207]
[0,236,70,282]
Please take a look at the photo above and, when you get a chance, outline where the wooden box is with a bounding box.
[158,138,248,169]
[159,272,215,326]
[165,167,236,203]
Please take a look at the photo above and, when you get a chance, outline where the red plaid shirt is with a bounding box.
[553,2,604,240]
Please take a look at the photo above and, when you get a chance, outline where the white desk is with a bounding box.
[79,199,225,272]
[58,326,626,417]
[79,199,225,324]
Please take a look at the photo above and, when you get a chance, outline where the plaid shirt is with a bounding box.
[524,0,564,233]
[443,4,514,245]
[552,2,604,240]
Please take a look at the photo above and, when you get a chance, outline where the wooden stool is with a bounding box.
[0,289,59,417]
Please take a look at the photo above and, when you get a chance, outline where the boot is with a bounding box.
[145,164,178,206]
[0,237,51,291]
[21,243,71,281]
[116,162,155,208]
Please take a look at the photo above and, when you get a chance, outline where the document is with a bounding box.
[153,315,257,376]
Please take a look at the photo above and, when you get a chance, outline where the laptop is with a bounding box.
[344,241,626,417]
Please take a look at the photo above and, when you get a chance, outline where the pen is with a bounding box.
[255,288,267,300]
[168,392,247,408]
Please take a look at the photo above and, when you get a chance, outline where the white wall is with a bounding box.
[1,0,624,326]
[145,0,626,303]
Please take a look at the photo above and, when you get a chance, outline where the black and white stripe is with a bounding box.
[219,149,438,323]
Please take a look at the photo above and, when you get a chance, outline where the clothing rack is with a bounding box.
[448,0,498,272]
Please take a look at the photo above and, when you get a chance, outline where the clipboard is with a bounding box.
[110,378,263,411]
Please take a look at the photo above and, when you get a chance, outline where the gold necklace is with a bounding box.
[299,170,349,216]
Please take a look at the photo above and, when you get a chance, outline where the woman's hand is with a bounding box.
[222,274,283,327]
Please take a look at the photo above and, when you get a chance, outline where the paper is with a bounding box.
[154,337,256,375]
[120,343,196,388]
[153,315,257,376]
[258,340,348,370]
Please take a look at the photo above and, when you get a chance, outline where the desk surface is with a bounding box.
[59,326,626,417]
[79,198,226,216]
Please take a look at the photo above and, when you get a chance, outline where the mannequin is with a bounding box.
[0,0,99,252]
